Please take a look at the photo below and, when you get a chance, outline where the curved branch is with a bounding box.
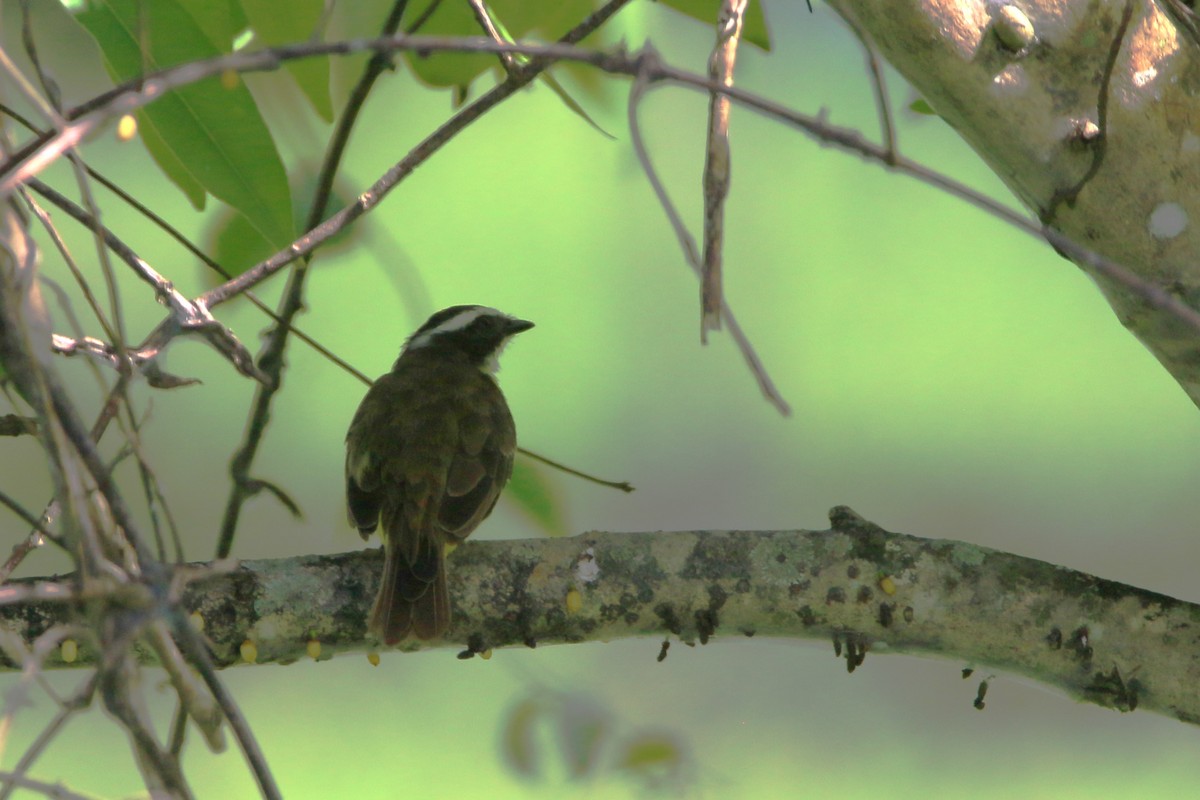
[6,508,1197,725]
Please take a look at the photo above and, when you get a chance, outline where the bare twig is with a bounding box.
[17,0,129,363]
[516,448,634,493]
[1,31,1183,354]
[19,190,116,346]
[0,489,53,544]
[700,0,748,338]
[1043,0,1134,221]
[0,673,97,800]
[20,177,280,385]
[628,49,793,416]
[0,581,72,606]
[0,102,369,383]
[0,772,101,800]
[169,619,280,800]
[468,0,519,75]
[840,11,896,162]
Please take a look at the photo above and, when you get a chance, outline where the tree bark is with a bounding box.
[8,507,1198,726]
[827,0,1200,408]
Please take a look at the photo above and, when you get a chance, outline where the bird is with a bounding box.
[344,305,533,642]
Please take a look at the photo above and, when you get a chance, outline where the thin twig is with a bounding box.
[17,174,336,385]
[22,178,265,383]
[700,0,748,338]
[18,0,129,365]
[516,448,634,493]
[170,619,281,800]
[628,48,793,415]
[0,31,1191,425]
[0,673,97,800]
[0,100,368,383]
[0,489,54,544]
[840,11,896,162]
[1,31,1179,344]
[1,22,1191,434]
[468,0,519,75]
[0,772,101,800]
[19,189,117,346]
[1044,0,1133,221]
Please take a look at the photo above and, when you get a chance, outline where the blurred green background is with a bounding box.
[4,0,1200,797]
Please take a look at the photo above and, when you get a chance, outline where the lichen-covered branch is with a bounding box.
[826,0,1200,409]
[7,507,1198,725]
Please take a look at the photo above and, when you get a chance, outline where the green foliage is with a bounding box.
[399,0,611,135]
[909,97,937,115]
[69,0,772,244]
[76,0,296,248]
[659,0,771,50]
[201,166,359,282]
[240,0,333,120]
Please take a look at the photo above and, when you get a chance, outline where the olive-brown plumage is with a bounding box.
[345,306,531,642]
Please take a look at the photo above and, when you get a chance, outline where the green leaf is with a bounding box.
[399,0,608,105]
[658,0,772,51]
[506,459,567,538]
[488,0,597,39]
[480,3,613,139]
[909,98,937,116]
[539,69,615,140]
[76,0,295,248]
[201,166,359,283]
[175,0,247,50]
[241,0,333,121]
[401,1,494,93]
[202,205,273,286]
[135,110,206,210]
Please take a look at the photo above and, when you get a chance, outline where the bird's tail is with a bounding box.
[369,533,449,643]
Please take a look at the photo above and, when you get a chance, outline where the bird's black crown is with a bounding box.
[402,305,533,366]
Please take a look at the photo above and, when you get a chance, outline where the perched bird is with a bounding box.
[345,305,533,642]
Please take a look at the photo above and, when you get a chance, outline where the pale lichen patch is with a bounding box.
[1149,202,1188,239]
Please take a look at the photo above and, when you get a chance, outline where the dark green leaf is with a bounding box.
[176,0,247,50]
[76,0,295,248]
[539,69,615,139]
[135,110,207,210]
[401,1,495,91]
[909,98,937,115]
[202,205,274,285]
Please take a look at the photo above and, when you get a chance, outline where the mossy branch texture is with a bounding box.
[7,507,1198,725]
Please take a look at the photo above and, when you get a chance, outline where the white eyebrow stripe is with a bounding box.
[405,306,502,351]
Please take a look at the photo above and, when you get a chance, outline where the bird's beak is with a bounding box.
[507,318,535,335]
